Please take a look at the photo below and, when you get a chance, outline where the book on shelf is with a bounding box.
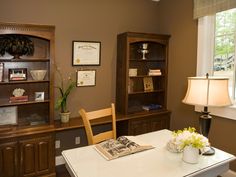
[142,104,162,111]
[0,63,4,82]
[94,136,154,160]
[143,77,153,91]
[9,95,28,103]
[128,78,134,93]
[148,69,161,76]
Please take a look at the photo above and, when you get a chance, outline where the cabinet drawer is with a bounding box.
[128,114,170,135]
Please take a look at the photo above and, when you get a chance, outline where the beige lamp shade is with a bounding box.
[182,77,232,107]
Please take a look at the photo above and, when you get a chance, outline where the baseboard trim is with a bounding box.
[56,155,65,166]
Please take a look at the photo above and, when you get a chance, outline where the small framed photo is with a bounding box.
[72,41,101,66]
[9,68,27,81]
[143,77,154,92]
[0,106,17,125]
[35,92,44,101]
[77,70,96,87]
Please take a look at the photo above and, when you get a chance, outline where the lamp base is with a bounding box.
[202,146,215,155]
[199,107,215,156]
[199,111,212,137]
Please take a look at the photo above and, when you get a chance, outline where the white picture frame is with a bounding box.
[35,92,45,101]
[0,106,17,125]
[77,70,96,87]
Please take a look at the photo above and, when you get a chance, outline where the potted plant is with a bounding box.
[0,34,34,59]
[55,67,76,123]
[167,127,209,164]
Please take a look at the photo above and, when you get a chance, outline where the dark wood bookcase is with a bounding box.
[116,32,171,135]
[0,22,55,177]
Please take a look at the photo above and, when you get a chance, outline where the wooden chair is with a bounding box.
[79,103,116,145]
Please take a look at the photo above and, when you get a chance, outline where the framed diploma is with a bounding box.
[72,41,101,66]
[77,70,96,87]
[0,106,17,125]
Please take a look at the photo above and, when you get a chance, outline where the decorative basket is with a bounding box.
[30,70,47,80]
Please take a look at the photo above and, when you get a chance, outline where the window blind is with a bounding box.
[194,0,236,19]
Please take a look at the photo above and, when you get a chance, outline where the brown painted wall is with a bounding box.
[0,0,160,118]
[156,0,236,170]
[0,0,162,157]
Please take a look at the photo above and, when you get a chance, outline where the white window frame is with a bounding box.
[196,15,236,121]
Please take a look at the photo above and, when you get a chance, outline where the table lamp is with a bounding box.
[182,73,232,155]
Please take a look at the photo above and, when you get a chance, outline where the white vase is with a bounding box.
[60,112,71,123]
[182,145,199,164]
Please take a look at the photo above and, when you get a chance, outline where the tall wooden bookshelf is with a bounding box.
[0,22,55,177]
[116,32,171,135]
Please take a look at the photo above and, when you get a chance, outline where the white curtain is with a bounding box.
[196,16,215,76]
[194,0,236,19]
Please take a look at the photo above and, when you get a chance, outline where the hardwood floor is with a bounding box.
[56,165,70,177]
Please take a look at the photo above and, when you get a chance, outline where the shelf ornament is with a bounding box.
[0,34,34,59]
[138,43,149,60]
[13,88,25,97]
[10,88,28,102]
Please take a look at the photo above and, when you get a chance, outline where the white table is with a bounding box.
[62,129,236,177]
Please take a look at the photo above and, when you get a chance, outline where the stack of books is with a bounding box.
[9,96,28,103]
[142,104,162,111]
[148,69,162,76]
[128,79,134,93]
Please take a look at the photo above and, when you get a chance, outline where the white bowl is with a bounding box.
[30,70,47,80]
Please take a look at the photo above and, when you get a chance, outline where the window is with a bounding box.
[213,9,236,99]
[197,8,236,120]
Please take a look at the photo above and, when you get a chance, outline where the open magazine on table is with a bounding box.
[94,136,154,160]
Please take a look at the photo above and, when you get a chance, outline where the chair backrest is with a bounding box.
[79,103,116,145]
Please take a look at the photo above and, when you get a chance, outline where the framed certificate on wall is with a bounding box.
[77,70,96,87]
[72,41,101,66]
